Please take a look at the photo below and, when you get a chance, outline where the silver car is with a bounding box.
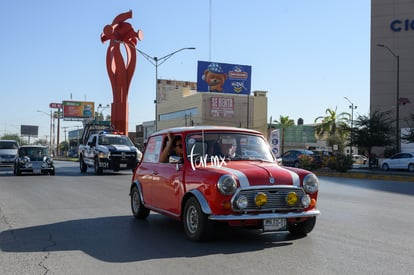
[0,140,19,166]
[381,152,414,172]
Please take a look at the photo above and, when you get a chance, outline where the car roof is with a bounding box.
[153,126,262,136]
[19,145,47,149]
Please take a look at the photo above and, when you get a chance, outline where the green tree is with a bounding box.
[273,115,294,154]
[314,107,350,152]
[402,113,414,143]
[353,110,394,167]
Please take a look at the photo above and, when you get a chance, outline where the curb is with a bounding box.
[315,171,414,182]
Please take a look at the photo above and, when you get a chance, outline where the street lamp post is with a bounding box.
[37,110,53,150]
[97,104,110,121]
[344,97,357,155]
[376,43,400,153]
[134,47,196,131]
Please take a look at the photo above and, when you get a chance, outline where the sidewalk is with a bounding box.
[315,165,414,182]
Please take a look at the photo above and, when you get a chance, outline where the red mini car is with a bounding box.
[130,126,320,241]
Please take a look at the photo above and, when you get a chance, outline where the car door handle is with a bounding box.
[152,170,159,175]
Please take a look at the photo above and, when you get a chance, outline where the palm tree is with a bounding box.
[314,107,350,151]
[273,115,294,154]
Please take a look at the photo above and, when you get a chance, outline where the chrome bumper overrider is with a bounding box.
[208,209,320,221]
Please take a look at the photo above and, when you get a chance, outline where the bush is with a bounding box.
[298,154,321,171]
[326,154,353,172]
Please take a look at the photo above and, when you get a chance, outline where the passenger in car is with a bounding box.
[160,132,183,163]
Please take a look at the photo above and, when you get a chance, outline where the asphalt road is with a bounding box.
[0,161,413,275]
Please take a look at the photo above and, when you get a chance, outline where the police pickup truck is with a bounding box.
[78,128,142,174]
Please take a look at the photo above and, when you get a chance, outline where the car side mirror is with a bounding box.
[169,155,182,164]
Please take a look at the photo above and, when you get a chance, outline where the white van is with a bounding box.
[0,140,19,166]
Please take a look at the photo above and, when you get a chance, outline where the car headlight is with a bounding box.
[98,151,110,158]
[303,174,318,194]
[217,175,237,195]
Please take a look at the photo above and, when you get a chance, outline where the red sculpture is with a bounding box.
[101,10,143,135]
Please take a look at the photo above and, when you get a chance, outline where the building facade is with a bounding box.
[371,0,414,130]
[136,79,268,144]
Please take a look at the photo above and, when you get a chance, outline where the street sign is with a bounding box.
[50,102,63,109]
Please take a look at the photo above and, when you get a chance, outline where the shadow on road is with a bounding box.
[0,215,303,262]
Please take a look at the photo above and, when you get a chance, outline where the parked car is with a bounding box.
[0,140,19,166]
[14,145,55,175]
[381,152,414,172]
[278,149,319,168]
[130,126,320,241]
[352,154,368,165]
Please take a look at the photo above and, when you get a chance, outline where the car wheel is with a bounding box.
[183,197,213,241]
[382,163,389,171]
[94,158,103,175]
[80,156,87,173]
[130,186,150,219]
[408,163,414,172]
[50,169,55,176]
[288,216,316,236]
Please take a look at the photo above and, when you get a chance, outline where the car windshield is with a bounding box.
[0,141,18,149]
[99,136,134,146]
[185,132,274,162]
[19,147,49,160]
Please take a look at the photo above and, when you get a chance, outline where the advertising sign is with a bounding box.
[20,125,39,137]
[269,129,280,157]
[197,61,251,95]
[210,97,234,117]
[62,101,95,119]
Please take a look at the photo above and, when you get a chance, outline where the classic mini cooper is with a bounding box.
[130,126,320,241]
[14,145,55,176]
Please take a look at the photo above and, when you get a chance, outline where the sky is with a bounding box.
[0,0,370,142]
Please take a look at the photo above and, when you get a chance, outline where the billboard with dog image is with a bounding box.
[197,61,251,95]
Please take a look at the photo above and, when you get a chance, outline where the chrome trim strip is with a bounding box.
[208,209,320,221]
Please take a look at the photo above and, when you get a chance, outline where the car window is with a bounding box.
[186,132,274,162]
[0,141,18,149]
[142,136,163,163]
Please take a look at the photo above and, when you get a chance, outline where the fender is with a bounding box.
[130,180,145,205]
[188,189,212,215]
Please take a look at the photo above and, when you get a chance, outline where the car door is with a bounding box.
[151,134,184,216]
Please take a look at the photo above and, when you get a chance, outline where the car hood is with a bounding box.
[205,161,305,187]
[98,145,135,152]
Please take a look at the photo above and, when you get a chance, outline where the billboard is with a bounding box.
[62,101,95,119]
[197,61,251,95]
[21,125,38,137]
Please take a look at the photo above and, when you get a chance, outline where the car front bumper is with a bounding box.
[208,209,320,221]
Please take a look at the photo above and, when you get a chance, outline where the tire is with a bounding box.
[408,163,414,172]
[382,163,389,171]
[94,158,103,175]
[183,197,213,241]
[130,186,150,219]
[80,156,87,173]
[50,169,55,176]
[288,216,316,236]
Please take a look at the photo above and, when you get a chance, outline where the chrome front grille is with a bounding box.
[232,186,306,212]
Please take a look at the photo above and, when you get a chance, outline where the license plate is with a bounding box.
[120,163,127,168]
[34,169,41,174]
[263,218,287,231]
